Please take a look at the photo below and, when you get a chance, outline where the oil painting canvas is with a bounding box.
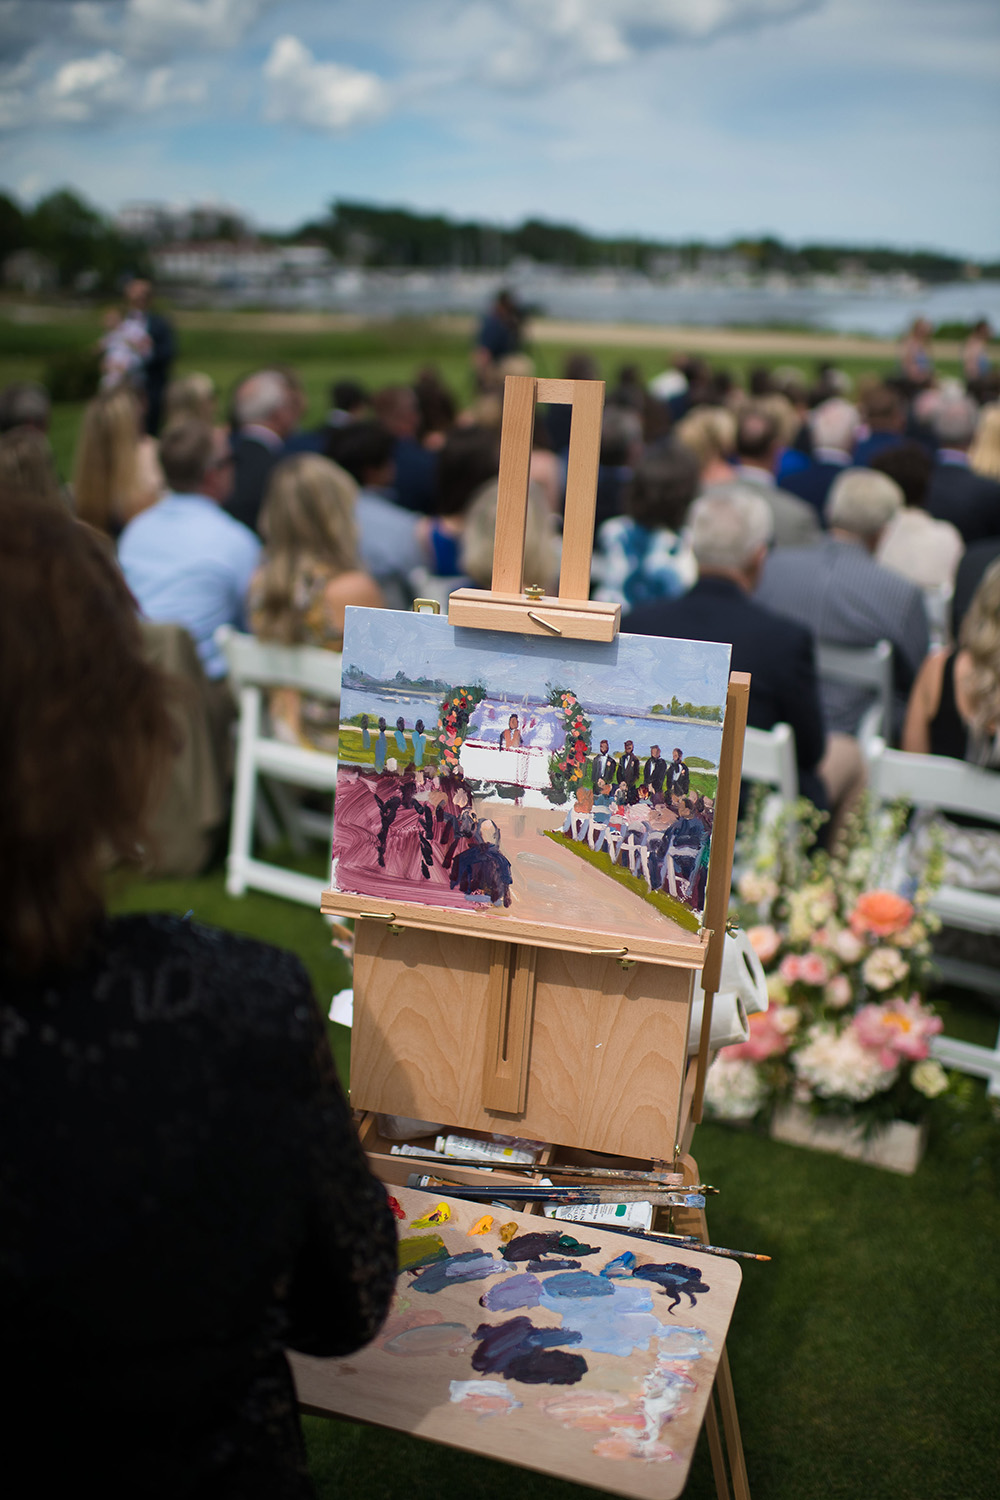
[331,609,731,942]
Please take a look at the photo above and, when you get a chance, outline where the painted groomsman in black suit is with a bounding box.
[591,739,616,793]
[616,739,641,804]
[643,745,667,795]
[665,748,689,800]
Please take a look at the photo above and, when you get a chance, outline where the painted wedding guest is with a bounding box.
[0,491,397,1499]
[248,453,384,751]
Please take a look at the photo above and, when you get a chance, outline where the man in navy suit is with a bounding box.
[628,483,828,808]
[925,393,1000,544]
[782,398,857,518]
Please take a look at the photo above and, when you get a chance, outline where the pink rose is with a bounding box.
[748,925,781,965]
[824,974,853,1010]
[798,953,830,987]
[779,954,803,984]
[852,996,943,1068]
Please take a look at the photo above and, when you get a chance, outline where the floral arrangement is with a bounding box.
[706,797,949,1129]
[547,688,593,800]
[435,683,486,770]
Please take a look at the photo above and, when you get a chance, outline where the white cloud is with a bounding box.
[263,35,387,132]
[15,49,205,126]
[71,0,279,61]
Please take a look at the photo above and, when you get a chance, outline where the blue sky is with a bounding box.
[2,0,998,256]
[341,609,732,719]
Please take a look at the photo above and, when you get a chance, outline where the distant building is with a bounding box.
[115,201,250,244]
[150,239,333,290]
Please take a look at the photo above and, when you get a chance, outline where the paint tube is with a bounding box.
[435,1134,539,1165]
[542,1200,655,1231]
[389,1144,449,1158]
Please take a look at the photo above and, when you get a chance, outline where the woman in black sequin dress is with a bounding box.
[0,494,397,1498]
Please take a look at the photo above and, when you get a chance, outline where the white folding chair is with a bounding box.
[741,722,798,803]
[217,626,343,907]
[816,638,893,751]
[867,740,1000,1095]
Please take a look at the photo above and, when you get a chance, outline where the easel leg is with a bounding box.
[713,1346,751,1500]
[704,1392,732,1500]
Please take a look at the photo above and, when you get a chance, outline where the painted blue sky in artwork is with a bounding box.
[342,609,731,721]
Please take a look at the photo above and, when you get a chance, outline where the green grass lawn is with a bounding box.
[0,303,966,479]
[108,856,1000,1500]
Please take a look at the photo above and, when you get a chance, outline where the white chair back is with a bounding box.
[740,722,797,802]
[866,739,1000,1095]
[816,638,893,744]
[216,627,343,908]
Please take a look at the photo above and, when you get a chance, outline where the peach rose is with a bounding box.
[747,925,781,964]
[849,890,914,939]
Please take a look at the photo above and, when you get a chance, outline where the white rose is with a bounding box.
[862,946,909,992]
[911,1059,949,1098]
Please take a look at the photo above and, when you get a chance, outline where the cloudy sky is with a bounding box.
[1,0,998,255]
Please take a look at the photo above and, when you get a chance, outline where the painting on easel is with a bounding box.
[331,609,731,938]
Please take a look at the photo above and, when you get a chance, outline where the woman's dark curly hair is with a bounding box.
[0,490,178,972]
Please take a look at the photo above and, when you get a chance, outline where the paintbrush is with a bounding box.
[597,1224,772,1263]
[389,1147,717,1191]
[407,1176,705,1208]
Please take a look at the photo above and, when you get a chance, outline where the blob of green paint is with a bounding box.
[398,1233,450,1272]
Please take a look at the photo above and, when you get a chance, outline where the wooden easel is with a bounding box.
[314,375,751,1498]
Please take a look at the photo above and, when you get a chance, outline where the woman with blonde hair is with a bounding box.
[968,402,1000,482]
[249,452,383,748]
[674,406,736,487]
[71,385,163,536]
[903,559,1000,887]
[163,371,217,426]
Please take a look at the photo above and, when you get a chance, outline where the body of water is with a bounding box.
[225,266,1000,339]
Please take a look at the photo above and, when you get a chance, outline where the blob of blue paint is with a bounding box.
[409,1250,507,1294]
[471,1316,586,1386]
[541,1270,615,1299]
[601,1251,636,1278]
[480,1273,544,1312]
[632,1261,709,1312]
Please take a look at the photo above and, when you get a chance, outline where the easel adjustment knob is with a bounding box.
[523,584,545,601]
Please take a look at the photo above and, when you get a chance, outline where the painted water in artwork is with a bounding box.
[331,610,732,937]
[292,1188,741,1498]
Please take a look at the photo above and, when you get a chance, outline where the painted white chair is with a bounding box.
[867,739,1000,1096]
[816,638,893,750]
[217,626,342,908]
[740,722,798,804]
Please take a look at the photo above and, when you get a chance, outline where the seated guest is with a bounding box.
[326,419,427,609]
[164,371,218,427]
[227,369,299,533]
[249,453,383,750]
[0,379,52,435]
[782,398,858,517]
[731,403,821,547]
[72,386,164,537]
[757,468,929,739]
[924,392,1000,544]
[0,426,64,511]
[592,443,698,612]
[627,484,829,808]
[327,378,370,428]
[968,401,1000,482]
[0,491,397,1496]
[461,479,558,594]
[594,405,644,531]
[902,559,1000,890]
[427,424,501,578]
[674,405,736,488]
[871,442,964,596]
[118,418,260,682]
[372,384,439,515]
[853,383,907,466]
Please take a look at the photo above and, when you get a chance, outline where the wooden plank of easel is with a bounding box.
[322,888,707,970]
[350,924,694,1161]
[447,588,620,642]
[481,942,537,1113]
[534,377,577,403]
[691,672,750,1124]
[491,375,536,595]
[559,378,605,600]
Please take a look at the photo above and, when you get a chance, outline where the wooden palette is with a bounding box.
[291,1187,741,1499]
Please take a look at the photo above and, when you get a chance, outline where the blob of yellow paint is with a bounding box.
[410,1201,452,1229]
[467,1214,494,1236]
